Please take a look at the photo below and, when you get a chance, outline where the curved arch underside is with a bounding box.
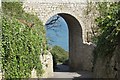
[23,2,94,72]
[46,13,94,71]
[58,13,83,71]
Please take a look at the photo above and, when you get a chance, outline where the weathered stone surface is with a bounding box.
[40,51,53,78]
[23,2,93,42]
[25,0,88,3]
[31,51,53,78]
[31,68,37,78]
[80,43,95,71]
[0,72,2,80]
[23,1,95,72]
[94,45,120,78]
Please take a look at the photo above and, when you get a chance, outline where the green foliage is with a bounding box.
[93,2,120,63]
[2,2,24,18]
[2,2,47,78]
[51,45,68,63]
[2,2,45,35]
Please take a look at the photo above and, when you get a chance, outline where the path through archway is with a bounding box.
[45,13,94,78]
[58,13,83,71]
[46,13,83,71]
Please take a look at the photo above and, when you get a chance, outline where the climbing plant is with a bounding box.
[2,2,47,78]
[93,2,120,63]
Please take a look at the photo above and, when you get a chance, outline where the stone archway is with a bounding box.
[23,1,95,72]
[46,13,83,71]
[58,13,83,71]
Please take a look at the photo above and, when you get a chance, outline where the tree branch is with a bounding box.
[45,15,60,29]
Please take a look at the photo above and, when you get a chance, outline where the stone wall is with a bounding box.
[0,72,2,80]
[74,42,95,71]
[94,45,120,78]
[0,52,53,79]
[23,2,94,43]
[81,43,95,71]
[40,51,53,78]
[23,1,95,72]
[31,51,53,78]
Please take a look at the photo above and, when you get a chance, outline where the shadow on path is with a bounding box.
[55,64,69,72]
[51,64,93,79]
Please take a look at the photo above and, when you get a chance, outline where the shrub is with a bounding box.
[2,2,47,78]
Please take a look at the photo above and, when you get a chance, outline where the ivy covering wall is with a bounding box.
[2,2,47,78]
[94,2,120,63]
[92,2,120,78]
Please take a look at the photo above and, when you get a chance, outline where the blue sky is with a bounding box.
[45,15,69,51]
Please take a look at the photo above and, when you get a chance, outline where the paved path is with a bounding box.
[47,64,93,80]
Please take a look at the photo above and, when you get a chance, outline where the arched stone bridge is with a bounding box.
[23,0,95,72]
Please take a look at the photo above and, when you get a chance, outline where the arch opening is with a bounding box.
[45,13,83,71]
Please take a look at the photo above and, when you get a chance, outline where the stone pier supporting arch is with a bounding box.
[58,13,83,71]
